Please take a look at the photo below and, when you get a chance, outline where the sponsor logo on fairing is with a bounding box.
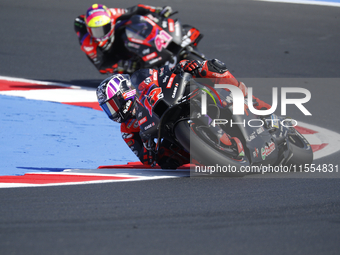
[172,83,179,98]
[261,141,276,160]
[253,147,259,158]
[84,46,94,51]
[168,19,175,32]
[142,48,150,55]
[138,116,147,125]
[153,70,158,81]
[256,127,264,134]
[163,75,169,83]
[175,22,180,37]
[246,131,257,142]
[166,74,176,88]
[144,16,157,27]
[129,37,145,45]
[142,52,157,61]
[144,122,155,131]
[127,42,140,49]
[146,14,159,23]
[149,57,162,65]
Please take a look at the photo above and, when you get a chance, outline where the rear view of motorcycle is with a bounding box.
[131,66,313,177]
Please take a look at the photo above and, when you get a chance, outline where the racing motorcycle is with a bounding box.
[131,67,313,177]
[118,10,206,71]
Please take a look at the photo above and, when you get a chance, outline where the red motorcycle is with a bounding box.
[131,66,313,176]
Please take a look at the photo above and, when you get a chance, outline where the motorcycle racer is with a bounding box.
[96,59,271,169]
[74,3,173,74]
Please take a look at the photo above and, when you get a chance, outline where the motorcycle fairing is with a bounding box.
[134,67,190,139]
[123,14,203,68]
[196,85,280,166]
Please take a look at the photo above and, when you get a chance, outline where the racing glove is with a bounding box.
[181,60,201,75]
[179,59,249,96]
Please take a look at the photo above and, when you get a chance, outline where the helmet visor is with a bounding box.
[100,97,120,121]
[88,23,112,40]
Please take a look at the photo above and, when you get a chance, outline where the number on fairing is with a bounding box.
[155,30,172,52]
[144,87,164,116]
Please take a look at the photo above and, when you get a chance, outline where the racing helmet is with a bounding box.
[97,74,136,123]
[85,4,115,42]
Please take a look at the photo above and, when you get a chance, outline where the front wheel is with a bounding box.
[174,120,249,177]
[285,130,314,167]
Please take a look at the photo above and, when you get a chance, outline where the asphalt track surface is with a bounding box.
[1,0,340,254]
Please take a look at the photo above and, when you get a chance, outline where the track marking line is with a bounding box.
[255,0,340,7]
[298,121,340,160]
[0,171,187,188]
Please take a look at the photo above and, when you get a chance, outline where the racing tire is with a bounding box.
[174,120,249,177]
[285,130,314,168]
